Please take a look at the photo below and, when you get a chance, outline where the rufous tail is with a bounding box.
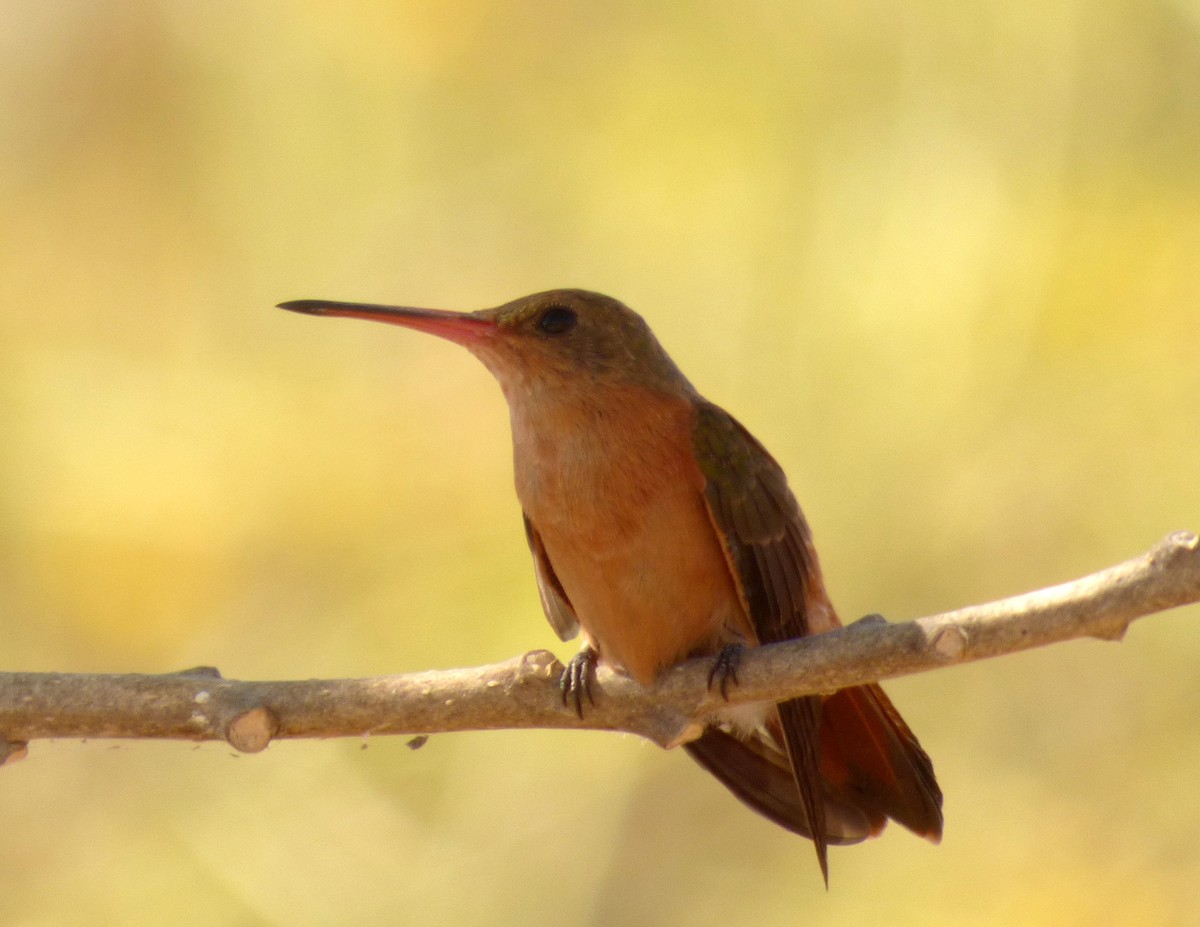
[684,684,942,862]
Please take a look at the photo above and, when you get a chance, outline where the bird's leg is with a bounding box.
[707,644,746,701]
[560,646,598,718]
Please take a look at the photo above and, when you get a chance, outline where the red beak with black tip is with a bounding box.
[277,299,496,346]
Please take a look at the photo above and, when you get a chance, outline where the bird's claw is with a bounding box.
[707,644,745,701]
[560,648,598,718]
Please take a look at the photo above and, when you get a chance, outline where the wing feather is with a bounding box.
[522,513,579,642]
[692,400,830,882]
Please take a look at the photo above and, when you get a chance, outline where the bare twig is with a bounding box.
[1,531,1196,760]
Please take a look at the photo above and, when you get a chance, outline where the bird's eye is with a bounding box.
[537,305,577,336]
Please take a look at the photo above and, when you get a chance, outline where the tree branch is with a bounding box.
[1,530,1197,764]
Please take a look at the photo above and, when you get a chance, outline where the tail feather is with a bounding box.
[776,695,831,884]
[819,684,943,841]
[684,683,943,857]
[682,726,879,845]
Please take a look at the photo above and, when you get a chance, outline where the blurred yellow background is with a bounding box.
[2,2,1198,925]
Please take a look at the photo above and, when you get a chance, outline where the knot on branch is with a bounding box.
[931,626,968,661]
[1157,530,1199,564]
[517,649,562,682]
[226,706,279,754]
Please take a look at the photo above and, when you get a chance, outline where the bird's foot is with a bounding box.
[707,644,745,701]
[560,647,598,718]
[852,612,888,627]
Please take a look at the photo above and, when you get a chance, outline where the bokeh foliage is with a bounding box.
[1,2,1198,924]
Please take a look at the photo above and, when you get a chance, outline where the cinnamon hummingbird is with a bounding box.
[278,289,943,882]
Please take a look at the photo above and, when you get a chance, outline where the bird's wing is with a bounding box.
[522,513,580,641]
[691,399,830,883]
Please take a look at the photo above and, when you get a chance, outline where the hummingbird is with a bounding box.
[278,289,943,882]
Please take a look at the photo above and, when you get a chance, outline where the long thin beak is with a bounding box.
[277,299,495,346]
